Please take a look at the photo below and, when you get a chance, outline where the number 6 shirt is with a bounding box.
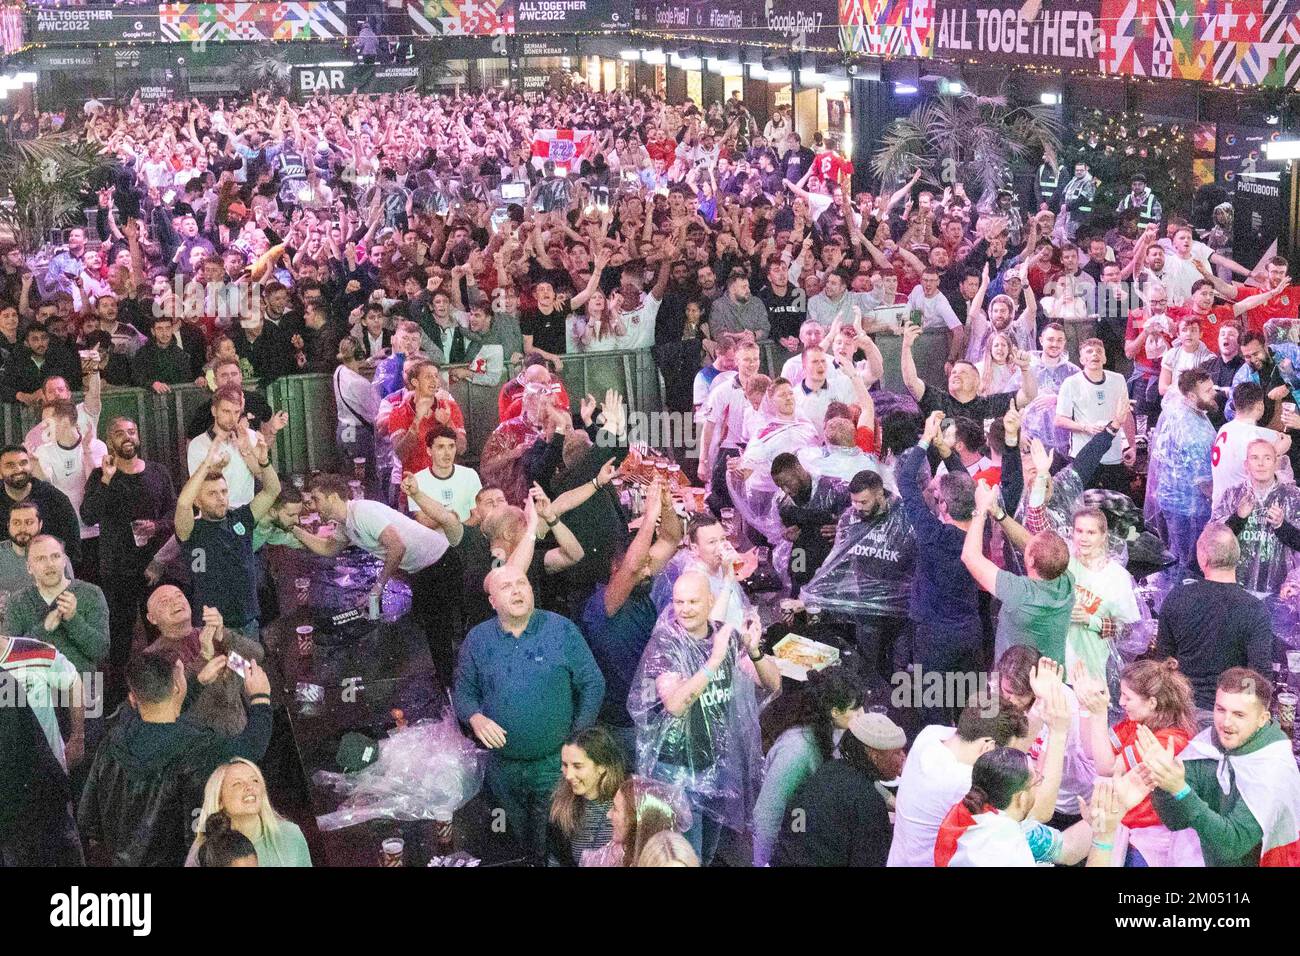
[1211,417,1283,512]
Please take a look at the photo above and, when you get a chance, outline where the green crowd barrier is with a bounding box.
[0,348,672,484]
[4,343,881,483]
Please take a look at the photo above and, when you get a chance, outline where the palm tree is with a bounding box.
[873,89,1061,206]
[237,44,293,97]
[0,134,109,249]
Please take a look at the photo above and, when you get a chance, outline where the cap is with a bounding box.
[226,201,248,220]
[849,712,906,751]
[336,731,379,773]
[1130,171,1147,184]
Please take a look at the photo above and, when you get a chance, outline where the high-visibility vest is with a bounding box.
[1119,190,1158,225]
[1037,164,1062,205]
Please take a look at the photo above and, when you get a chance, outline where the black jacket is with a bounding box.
[0,670,72,843]
[232,321,295,385]
[0,478,82,566]
[0,345,82,403]
[772,758,892,867]
[77,702,272,866]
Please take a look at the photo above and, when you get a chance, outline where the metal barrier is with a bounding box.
[4,348,675,484]
[4,343,852,484]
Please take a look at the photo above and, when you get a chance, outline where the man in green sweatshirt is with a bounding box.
[1145,667,1300,866]
[3,533,108,675]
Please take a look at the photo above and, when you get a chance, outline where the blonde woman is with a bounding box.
[976,332,1019,396]
[635,831,701,867]
[186,759,312,867]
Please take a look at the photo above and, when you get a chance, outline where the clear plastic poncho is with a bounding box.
[1144,396,1216,527]
[479,414,545,507]
[725,416,822,565]
[1211,481,1300,595]
[628,611,770,831]
[313,710,485,831]
[1019,393,1073,457]
[798,495,916,620]
[798,444,883,484]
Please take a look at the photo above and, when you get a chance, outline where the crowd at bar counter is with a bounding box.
[3,81,1300,871]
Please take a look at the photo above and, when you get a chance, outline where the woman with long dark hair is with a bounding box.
[752,666,862,866]
[936,746,1131,867]
[935,747,1038,867]
[545,727,626,866]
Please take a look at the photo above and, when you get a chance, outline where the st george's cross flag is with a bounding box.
[530,129,594,174]
[1177,726,1300,867]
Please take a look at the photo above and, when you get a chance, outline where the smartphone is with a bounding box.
[941,418,957,446]
[226,651,251,680]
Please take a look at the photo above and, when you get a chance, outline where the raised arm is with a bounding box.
[899,322,926,402]
[960,481,1003,594]
[175,440,227,542]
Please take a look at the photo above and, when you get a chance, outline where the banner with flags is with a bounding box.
[405,0,513,35]
[530,129,594,173]
[158,2,351,42]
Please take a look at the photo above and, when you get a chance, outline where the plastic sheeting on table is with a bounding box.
[313,710,485,831]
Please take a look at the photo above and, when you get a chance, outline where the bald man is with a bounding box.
[452,564,605,863]
[629,569,781,864]
[142,584,263,735]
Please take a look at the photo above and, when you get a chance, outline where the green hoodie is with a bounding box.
[1151,721,1290,867]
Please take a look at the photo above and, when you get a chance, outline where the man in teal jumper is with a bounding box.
[1144,667,1300,867]
[453,563,605,862]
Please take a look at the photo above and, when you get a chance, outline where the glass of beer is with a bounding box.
[348,479,363,501]
[353,457,367,481]
[295,625,314,655]
[131,519,153,547]
[294,577,311,606]
[433,810,454,854]
[379,837,405,867]
[1279,692,1297,736]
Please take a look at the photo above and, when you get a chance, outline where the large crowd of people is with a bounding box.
[2,81,1299,870]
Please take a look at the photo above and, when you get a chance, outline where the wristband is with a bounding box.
[1091,840,1114,851]
[701,664,716,682]
[748,650,763,663]
[991,510,1007,522]
[545,516,559,529]
[1172,784,1192,801]
[248,694,271,705]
